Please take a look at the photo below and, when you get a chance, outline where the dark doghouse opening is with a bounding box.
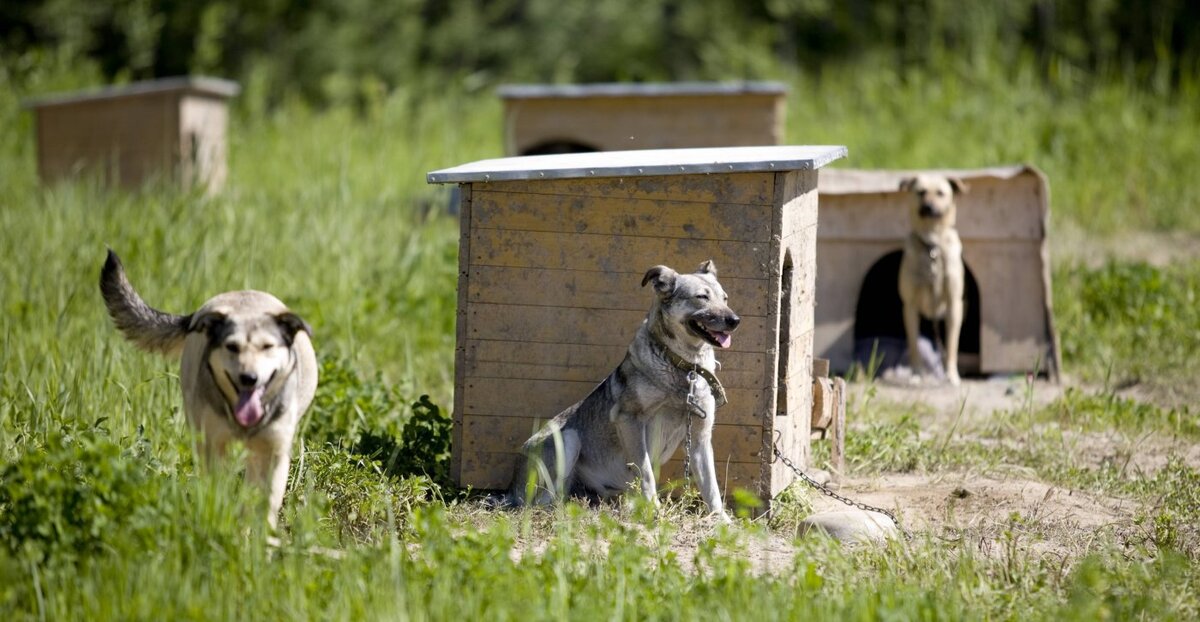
[521,140,599,156]
[776,251,793,417]
[853,250,981,377]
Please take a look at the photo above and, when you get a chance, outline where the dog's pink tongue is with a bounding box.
[234,386,266,428]
[712,331,732,348]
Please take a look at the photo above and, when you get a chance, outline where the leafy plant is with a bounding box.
[0,428,167,562]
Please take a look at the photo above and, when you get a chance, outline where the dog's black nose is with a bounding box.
[727,314,741,330]
[238,372,258,387]
[919,203,937,217]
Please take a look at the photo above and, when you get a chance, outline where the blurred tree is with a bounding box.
[1,0,1196,105]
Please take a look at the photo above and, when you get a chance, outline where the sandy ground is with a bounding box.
[498,378,1194,571]
[690,378,1190,570]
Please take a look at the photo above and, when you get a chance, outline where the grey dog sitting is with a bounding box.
[509,260,740,518]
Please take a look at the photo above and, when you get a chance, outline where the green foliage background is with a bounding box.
[4,0,1200,106]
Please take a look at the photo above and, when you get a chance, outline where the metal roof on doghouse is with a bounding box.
[497,81,788,155]
[429,145,847,501]
[24,76,240,192]
[814,165,1061,379]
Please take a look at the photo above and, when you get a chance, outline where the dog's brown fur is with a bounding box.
[898,174,968,385]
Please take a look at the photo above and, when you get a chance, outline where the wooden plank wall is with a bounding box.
[765,171,819,498]
[35,92,179,187]
[179,94,230,192]
[453,172,791,491]
[504,95,785,155]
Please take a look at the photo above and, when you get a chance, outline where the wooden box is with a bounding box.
[814,166,1061,379]
[498,82,787,156]
[428,145,847,501]
[24,76,239,192]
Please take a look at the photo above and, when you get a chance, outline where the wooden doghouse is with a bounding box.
[814,165,1061,379]
[428,145,847,501]
[498,82,787,156]
[24,76,239,192]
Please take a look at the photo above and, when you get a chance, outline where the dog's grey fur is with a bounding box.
[509,261,740,518]
[100,250,318,527]
[898,174,968,385]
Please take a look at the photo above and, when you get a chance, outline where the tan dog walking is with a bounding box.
[100,251,318,528]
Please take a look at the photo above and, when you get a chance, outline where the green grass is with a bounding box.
[3,54,1200,620]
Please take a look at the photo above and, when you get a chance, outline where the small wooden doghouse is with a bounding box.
[498,82,787,156]
[428,145,847,502]
[24,76,239,192]
[814,165,1062,379]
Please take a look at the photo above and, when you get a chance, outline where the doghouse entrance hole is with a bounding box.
[776,251,793,417]
[521,140,599,156]
[852,250,980,376]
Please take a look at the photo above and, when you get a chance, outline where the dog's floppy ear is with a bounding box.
[641,265,678,297]
[696,259,718,277]
[947,177,969,195]
[898,177,917,192]
[274,311,312,346]
[188,310,228,337]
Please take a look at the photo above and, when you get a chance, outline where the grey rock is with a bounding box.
[797,509,899,543]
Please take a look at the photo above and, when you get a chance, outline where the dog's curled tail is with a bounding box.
[100,250,191,357]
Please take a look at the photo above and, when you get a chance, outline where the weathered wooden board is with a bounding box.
[459,376,768,427]
[818,174,1046,241]
[466,266,772,316]
[463,303,770,352]
[471,192,774,241]
[501,83,786,156]
[463,340,767,388]
[36,96,174,187]
[462,173,776,206]
[469,229,775,278]
[969,241,1055,373]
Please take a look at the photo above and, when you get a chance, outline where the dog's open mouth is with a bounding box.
[690,320,733,349]
[234,386,266,428]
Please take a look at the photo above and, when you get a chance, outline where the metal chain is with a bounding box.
[682,370,703,484]
[772,442,911,540]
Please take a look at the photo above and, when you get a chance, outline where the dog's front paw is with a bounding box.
[947,371,961,386]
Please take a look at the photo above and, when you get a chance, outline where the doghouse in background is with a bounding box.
[498,82,787,156]
[428,145,847,502]
[814,165,1061,380]
[24,76,239,192]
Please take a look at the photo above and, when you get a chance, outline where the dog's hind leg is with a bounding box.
[532,428,580,504]
[519,428,582,505]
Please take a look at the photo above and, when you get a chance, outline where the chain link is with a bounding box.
[772,443,910,540]
[682,370,702,484]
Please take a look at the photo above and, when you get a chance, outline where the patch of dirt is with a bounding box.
[819,472,1139,559]
[490,379,1186,572]
[860,377,1064,429]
